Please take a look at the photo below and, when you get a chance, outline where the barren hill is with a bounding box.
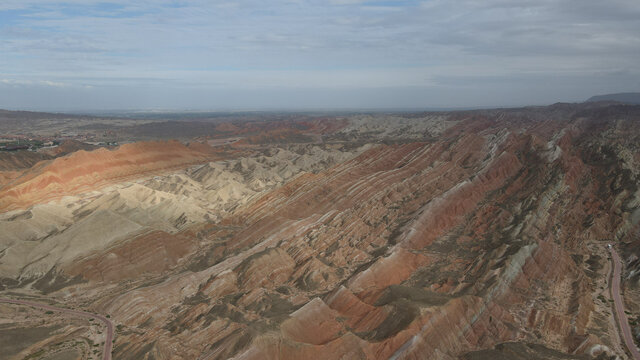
[0,140,220,211]
[1,104,640,360]
[587,92,640,104]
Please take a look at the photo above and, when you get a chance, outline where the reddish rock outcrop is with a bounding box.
[0,140,219,211]
[5,103,640,360]
[65,230,198,282]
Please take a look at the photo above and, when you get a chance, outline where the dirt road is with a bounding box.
[609,247,640,360]
[0,298,113,360]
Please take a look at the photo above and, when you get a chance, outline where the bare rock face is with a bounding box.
[235,248,296,290]
[1,104,639,359]
[65,230,198,282]
[0,143,362,282]
[461,342,592,360]
[0,140,218,211]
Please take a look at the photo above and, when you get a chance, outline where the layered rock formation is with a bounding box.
[0,143,363,284]
[0,140,219,211]
[1,103,639,360]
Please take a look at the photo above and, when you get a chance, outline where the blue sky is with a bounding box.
[1,0,639,110]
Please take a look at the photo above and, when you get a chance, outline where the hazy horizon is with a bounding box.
[1,0,639,110]
[0,103,555,114]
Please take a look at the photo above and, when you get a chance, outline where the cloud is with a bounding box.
[0,78,73,87]
[0,0,639,109]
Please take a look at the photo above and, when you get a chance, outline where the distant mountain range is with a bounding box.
[587,92,640,104]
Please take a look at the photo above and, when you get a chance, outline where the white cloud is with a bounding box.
[1,78,76,88]
[0,0,639,109]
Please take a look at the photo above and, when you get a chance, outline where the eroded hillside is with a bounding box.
[1,104,639,360]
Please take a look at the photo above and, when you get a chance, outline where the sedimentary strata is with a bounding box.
[1,103,639,359]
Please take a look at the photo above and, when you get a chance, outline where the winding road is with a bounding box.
[0,298,113,360]
[609,247,640,360]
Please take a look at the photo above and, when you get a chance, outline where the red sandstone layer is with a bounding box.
[0,140,219,211]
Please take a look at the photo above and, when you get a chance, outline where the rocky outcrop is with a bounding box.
[2,103,639,359]
[0,140,219,211]
[65,230,198,282]
[0,144,362,282]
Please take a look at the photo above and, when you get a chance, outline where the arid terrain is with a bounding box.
[1,102,640,360]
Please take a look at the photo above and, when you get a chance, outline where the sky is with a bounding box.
[0,0,639,111]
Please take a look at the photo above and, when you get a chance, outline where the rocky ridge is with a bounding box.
[1,104,639,359]
[0,144,364,284]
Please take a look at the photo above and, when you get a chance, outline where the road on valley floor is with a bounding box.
[0,298,113,360]
[609,247,640,360]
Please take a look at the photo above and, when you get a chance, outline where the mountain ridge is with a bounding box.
[586,92,640,104]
